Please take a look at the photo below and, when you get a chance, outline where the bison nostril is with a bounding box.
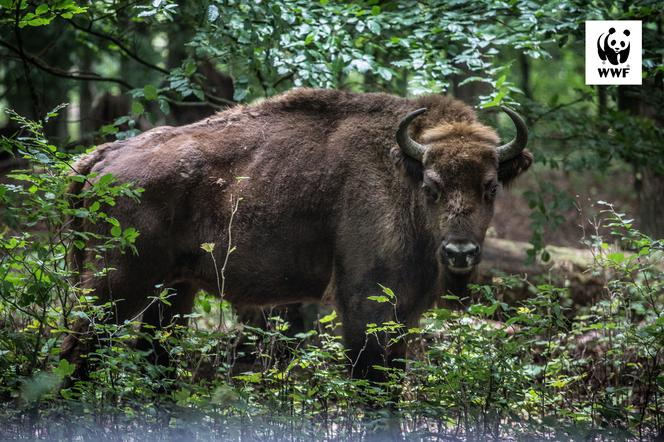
[442,241,481,272]
[444,241,479,257]
[442,241,480,271]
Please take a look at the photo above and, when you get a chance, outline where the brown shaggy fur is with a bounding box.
[61,88,532,380]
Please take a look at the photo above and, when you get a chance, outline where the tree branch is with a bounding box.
[273,72,294,89]
[67,21,236,107]
[67,19,170,76]
[0,39,135,89]
[530,95,592,126]
[86,0,143,24]
[169,99,222,109]
[1,42,230,111]
[1,32,237,114]
[202,92,236,107]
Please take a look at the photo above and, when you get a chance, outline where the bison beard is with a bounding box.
[443,269,474,298]
[61,88,530,382]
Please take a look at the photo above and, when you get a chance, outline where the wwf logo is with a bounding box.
[597,27,631,65]
[585,20,641,85]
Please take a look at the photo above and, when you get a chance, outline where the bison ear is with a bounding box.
[498,149,533,187]
[390,146,423,183]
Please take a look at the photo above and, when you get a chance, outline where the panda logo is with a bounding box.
[597,27,631,65]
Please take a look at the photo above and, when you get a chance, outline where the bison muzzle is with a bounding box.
[62,88,532,381]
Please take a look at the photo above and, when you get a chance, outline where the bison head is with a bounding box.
[395,106,532,278]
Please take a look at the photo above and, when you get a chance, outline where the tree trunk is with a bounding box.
[519,53,532,99]
[78,49,95,143]
[597,86,607,115]
[451,65,491,106]
[635,169,664,238]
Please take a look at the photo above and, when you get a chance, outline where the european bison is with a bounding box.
[62,88,532,380]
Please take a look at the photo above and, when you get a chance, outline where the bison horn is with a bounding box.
[396,108,428,162]
[497,106,528,162]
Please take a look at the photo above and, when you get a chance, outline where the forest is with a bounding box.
[0,0,663,440]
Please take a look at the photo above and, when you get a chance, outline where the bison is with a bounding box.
[62,88,532,381]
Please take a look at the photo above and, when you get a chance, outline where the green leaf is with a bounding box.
[318,310,337,324]
[172,388,191,403]
[123,227,139,243]
[207,4,219,22]
[159,99,170,115]
[233,87,248,102]
[377,67,392,81]
[131,101,144,116]
[607,252,625,264]
[235,372,262,383]
[25,17,52,27]
[378,284,395,299]
[53,359,75,378]
[143,84,158,101]
[468,303,498,317]
[184,61,197,76]
[201,242,215,253]
[100,124,118,136]
[367,21,381,34]
[111,225,122,237]
[97,173,115,186]
[198,296,211,314]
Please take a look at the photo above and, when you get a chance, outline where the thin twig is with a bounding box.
[0,39,134,89]
[218,194,241,330]
[67,18,170,75]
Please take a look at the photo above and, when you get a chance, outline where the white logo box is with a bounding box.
[585,20,642,85]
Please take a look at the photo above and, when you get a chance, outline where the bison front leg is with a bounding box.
[61,248,175,381]
[336,285,407,383]
[60,317,95,381]
[60,295,144,382]
[136,282,196,367]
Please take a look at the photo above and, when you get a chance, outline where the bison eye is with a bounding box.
[422,182,440,202]
[484,181,499,201]
[422,172,442,202]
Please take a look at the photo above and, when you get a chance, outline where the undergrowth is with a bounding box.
[0,111,662,441]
